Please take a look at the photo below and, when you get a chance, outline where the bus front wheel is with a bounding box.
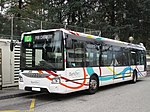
[88,75,98,94]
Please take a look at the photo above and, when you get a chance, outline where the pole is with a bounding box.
[84,28,86,33]
[19,0,22,9]
[64,22,67,29]
[18,0,22,17]
[11,16,13,41]
[41,21,43,30]
[10,16,14,51]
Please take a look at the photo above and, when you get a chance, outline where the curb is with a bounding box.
[0,91,35,100]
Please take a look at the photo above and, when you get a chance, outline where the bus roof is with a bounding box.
[21,28,146,51]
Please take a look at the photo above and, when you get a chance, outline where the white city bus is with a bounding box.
[19,29,147,94]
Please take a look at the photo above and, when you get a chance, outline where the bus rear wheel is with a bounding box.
[88,75,98,94]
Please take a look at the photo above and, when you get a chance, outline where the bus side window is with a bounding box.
[136,51,141,65]
[130,51,136,65]
[140,51,145,65]
[122,49,129,66]
[101,45,113,66]
[112,47,129,66]
[85,43,100,67]
[66,38,85,68]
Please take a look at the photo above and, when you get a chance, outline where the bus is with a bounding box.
[19,28,147,94]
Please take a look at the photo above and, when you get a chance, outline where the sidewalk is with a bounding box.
[0,86,33,100]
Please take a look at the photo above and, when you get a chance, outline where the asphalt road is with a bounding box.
[0,76,150,112]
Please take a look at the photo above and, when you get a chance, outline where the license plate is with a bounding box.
[32,87,41,91]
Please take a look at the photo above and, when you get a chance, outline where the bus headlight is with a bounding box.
[19,75,23,82]
[52,76,61,84]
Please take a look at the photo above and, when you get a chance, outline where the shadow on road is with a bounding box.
[24,79,145,102]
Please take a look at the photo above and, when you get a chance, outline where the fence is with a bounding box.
[0,15,101,40]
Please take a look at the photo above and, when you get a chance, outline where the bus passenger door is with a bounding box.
[100,66,114,86]
[100,45,114,86]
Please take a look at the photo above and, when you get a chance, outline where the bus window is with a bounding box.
[136,51,141,65]
[35,49,42,65]
[130,51,136,65]
[85,43,100,67]
[20,31,64,70]
[140,51,145,65]
[122,52,129,66]
[101,45,113,66]
[131,50,146,66]
[113,47,129,66]
[66,39,85,68]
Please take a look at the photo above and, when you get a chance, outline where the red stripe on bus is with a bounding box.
[99,67,102,76]
[45,68,88,89]
[37,70,43,74]
[45,76,52,80]
[60,67,87,89]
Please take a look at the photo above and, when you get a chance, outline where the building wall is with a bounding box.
[0,39,20,87]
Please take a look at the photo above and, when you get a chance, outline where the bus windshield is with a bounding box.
[20,31,64,70]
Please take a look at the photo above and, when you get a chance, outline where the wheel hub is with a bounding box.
[90,79,97,90]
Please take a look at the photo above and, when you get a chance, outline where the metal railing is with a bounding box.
[0,15,101,40]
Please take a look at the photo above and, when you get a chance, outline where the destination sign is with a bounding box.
[24,35,32,42]
[35,34,53,41]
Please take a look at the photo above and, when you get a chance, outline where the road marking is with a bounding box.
[29,99,35,112]
[0,99,36,112]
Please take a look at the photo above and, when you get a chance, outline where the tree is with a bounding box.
[0,0,150,48]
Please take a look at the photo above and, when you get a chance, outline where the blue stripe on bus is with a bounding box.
[86,66,141,81]
[99,76,114,81]
[86,67,94,76]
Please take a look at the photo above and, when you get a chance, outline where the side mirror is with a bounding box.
[10,40,14,52]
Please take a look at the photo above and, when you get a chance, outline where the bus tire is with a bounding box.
[131,70,137,83]
[88,75,99,94]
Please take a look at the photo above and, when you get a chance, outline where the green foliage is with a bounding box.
[0,0,150,48]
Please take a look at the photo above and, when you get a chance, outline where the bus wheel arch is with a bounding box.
[131,69,138,83]
[88,74,99,94]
